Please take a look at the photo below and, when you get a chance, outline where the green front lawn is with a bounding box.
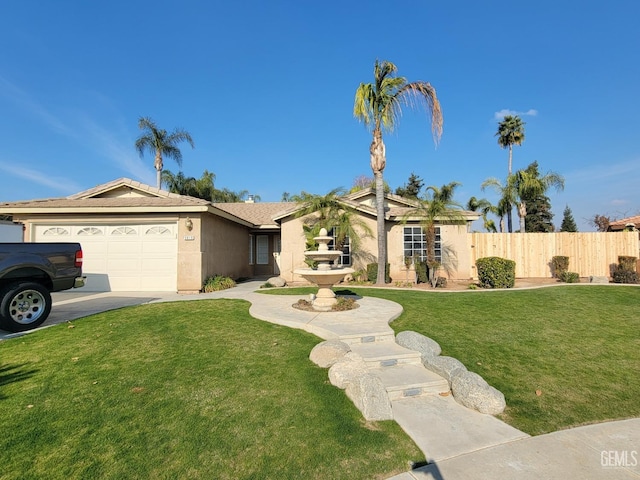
[276,284,640,435]
[0,300,421,480]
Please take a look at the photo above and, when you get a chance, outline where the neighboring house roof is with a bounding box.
[608,215,640,231]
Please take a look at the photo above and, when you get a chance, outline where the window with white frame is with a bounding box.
[403,226,441,263]
[327,228,351,266]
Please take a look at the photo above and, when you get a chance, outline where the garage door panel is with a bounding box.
[34,223,177,292]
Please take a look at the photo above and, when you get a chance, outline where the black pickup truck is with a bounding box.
[0,243,85,332]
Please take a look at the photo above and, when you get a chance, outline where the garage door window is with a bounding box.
[42,227,69,236]
[78,227,103,236]
[112,226,137,235]
[146,226,172,236]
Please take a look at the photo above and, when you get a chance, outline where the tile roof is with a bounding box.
[609,215,640,230]
[0,196,210,209]
[212,202,292,226]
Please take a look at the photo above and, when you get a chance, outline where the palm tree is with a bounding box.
[135,117,195,189]
[466,196,498,232]
[354,60,443,284]
[513,168,564,232]
[294,189,372,262]
[162,170,197,196]
[403,182,465,286]
[481,176,518,232]
[495,115,525,232]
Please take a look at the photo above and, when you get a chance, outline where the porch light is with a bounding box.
[185,217,193,231]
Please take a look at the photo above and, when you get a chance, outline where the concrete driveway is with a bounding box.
[0,291,168,340]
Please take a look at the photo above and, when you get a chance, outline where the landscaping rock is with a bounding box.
[345,373,393,421]
[422,355,467,384]
[589,276,609,284]
[309,340,350,368]
[451,371,506,415]
[328,353,368,389]
[267,276,286,287]
[396,331,442,358]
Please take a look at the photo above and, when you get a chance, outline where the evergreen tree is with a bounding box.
[560,205,578,232]
[395,172,424,199]
[524,194,555,232]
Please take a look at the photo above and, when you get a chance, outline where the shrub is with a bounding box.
[367,263,391,283]
[260,282,275,289]
[612,256,639,284]
[475,257,516,289]
[333,297,358,311]
[415,261,428,284]
[618,256,638,272]
[551,256,570,278]
[559,271,580,283]
[202,275,236,292]
[612,267,640,284]
[435,277,447,288]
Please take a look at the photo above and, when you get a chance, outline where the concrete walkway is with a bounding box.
[7,281,639,479]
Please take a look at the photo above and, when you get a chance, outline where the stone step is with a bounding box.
[349,341,422,367]
[369,364,450,400]
[338,331,396,345]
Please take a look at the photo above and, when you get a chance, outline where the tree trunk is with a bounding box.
[370,130,387,286]
[507,145,513,233]
[155,152,163,189]
[518,202,527,232]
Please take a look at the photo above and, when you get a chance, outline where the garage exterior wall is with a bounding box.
[199,213,252,285]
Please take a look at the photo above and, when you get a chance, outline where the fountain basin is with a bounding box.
[294,267,354,311]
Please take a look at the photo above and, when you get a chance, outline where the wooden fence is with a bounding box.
[468,232,639,278]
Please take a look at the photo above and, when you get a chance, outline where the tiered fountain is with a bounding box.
[294,228,355,311]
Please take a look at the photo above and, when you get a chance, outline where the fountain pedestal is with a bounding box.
[293,228,354,311]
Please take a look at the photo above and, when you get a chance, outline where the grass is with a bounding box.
[265,285,640,435]
[0,300,422,480]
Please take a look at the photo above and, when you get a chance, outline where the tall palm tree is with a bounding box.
[354,60,443,284]
[513,168,564,232]
[135,117,195,188]
[495,115,525,232]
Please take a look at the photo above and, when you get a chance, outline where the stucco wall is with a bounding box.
[199,213,252,284]
[279,214,473,283]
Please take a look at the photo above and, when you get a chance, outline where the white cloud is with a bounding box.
[494,108,538,120]
[0,161,81,194]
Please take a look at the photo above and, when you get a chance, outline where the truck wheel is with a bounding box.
[0,282,52,332]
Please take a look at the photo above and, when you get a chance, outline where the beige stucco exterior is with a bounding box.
[0,179,479,292]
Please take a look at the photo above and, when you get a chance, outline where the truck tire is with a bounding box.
[0,282,52,333]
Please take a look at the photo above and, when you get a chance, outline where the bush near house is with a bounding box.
[551,256,569,278]
[202,275,236,292]
[476,257,516,289]
[612,256,639,284]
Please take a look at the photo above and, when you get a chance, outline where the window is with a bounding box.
[42,227,69,236]
[78,227,103,236]
[403,226,441,263]
[256,235,269,265]
[249,235,254,265]
[327,228,351,266]
[111,226,137,235]
[145,226,171,236]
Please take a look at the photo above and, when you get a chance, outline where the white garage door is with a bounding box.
[34,223,178,292]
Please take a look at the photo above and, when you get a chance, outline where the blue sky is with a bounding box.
[1,1,638,231]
